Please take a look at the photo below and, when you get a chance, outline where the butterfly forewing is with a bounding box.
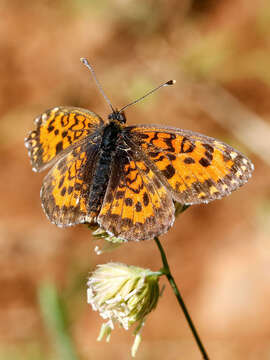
[124,125,254,205]
[25,107,104,172]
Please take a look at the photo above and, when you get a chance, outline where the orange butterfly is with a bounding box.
[25,59,254,241]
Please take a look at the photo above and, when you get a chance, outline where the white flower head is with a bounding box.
[87,262,160,357]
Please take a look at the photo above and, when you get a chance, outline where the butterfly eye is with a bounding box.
[119,111,126,123]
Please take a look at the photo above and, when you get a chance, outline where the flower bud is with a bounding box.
[92,227,125,244]
[174,202,190,217]
[89,225,125,254]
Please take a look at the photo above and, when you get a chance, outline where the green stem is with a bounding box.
[154,236,210,360]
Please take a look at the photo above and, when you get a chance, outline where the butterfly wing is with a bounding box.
[98,146,175,241]
[25,107,104,172]
[41,140,100,226]
[124,125,254,205]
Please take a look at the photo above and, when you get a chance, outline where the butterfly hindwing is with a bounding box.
[125,125,254,205]
[98,147,175,241]
[41,141,100,226]
[25,107,104,172]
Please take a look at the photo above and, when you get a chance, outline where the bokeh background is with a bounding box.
[1,0,270,359]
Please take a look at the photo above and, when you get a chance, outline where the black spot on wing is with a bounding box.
[116,191,125,199]
[135,201,142,212]
[143,192,149,206]
[205,151,213,161]
[56,141,63,153]
[184,157,195,164]
[199,157,211,167]
[125,198,133,206]
[202,144,214,153]
[162,164,175,179]
[167,153,176,161]
[58,176,65,188]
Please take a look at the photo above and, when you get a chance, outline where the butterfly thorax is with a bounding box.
[88,120,123,220]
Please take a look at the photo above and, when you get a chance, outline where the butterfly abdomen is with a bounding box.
[88,121,122,218]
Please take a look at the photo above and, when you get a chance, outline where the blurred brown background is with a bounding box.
[1,0,270,359]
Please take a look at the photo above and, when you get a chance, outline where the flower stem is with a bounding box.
[154,236,210,360]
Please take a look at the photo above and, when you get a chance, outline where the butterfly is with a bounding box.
[25,59,254,241]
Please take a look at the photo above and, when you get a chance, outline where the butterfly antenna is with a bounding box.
[119,79,176,113]
[80,58,115,113]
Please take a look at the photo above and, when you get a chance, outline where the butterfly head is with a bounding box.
[108,110,126,125]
